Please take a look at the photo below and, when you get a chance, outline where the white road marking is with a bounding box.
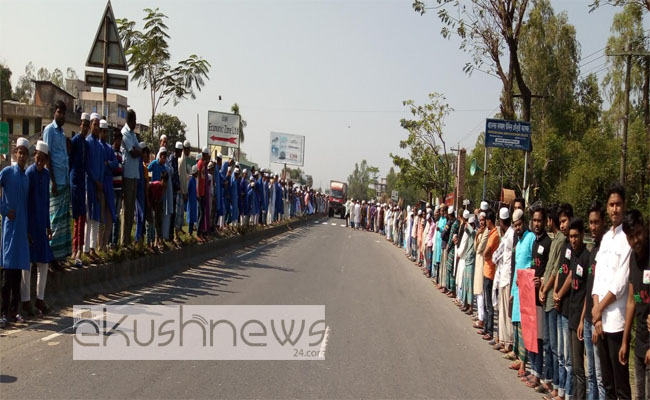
[318,325,331,359]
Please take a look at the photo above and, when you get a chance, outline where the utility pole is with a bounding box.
[607,48,650,184]
[196,113,200,149]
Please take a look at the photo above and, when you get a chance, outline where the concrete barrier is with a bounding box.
[42,215,319,306]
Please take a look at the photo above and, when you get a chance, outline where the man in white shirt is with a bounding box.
[591,182,632,399]
[493,207,514,353]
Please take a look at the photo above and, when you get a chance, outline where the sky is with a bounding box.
[0,0,625,190]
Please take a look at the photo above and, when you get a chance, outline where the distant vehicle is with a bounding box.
[328,180,348,218]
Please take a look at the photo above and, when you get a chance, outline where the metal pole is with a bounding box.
[482,146,488,201]
[102,14,108,120]
[523,151,529,191]
[197,113,200,149]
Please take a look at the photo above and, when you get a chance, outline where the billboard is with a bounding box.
[270,132,305,166]
[485,118,531,151]
[207,111,241,148]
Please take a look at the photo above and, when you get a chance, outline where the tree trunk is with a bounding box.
[644,58,650,200]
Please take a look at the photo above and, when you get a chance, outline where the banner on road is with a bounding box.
[485,118,531,151]
[270,132,305,166]
[207,111,241,148]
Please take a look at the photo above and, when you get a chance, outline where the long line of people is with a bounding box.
[347,183,649,400]
[0,103,327,327]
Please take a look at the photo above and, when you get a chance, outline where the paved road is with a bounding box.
[1,218,537,399]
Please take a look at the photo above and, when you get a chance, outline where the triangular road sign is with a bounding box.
[86,0,128,71]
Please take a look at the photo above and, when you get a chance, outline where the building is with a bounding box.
[66,78,128,129]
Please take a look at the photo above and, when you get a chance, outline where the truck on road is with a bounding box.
[328,180,348,218]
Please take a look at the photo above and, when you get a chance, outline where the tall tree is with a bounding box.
[0,63,12,104]
[413,0,533,122]
[13,62,35,103]
[347,160,379,201]
[66,67,79,80]
[50,68,64,89]
[391,92,454,200]
[230,102,248,143]
[117,8,211,137]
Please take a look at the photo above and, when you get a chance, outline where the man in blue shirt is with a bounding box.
[1,138,30,327]
[120,109,141,246]
[43,100,71,268]
[69,112,89,266]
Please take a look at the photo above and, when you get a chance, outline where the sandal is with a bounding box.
[509,361,522,370]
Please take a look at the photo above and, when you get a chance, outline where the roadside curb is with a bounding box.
[43,215,320,306]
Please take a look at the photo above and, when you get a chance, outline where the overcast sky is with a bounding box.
[0,0,626,189]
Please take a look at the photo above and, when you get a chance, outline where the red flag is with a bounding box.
[517,268,538,353]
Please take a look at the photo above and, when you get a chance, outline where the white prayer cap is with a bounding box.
[235,162,240,167]
[249,176,255,182]
[243,168,248,174]
[175,141,183,150]
[191,164,198,174]
[157,146,167,157]
[447,206,454,215]
[434,204,440,211]
[426,202,431,208]
[480,201,489,211]
[426,207,432,214]
[512,209,524,223]
[217,152,223,158]
[15,137,30,150]
[463,209,471,220]
[468,215,476,224]
[160,134,167,141]
[417,210,422,216]
[81,112,90,121]
[35,140,49,155]
[202,146,209,154]
[234,168,240,174]
[99,119,108,129]
[139,141,148,150]
[90,112,101,121]
[480,211,486,218]
[499,207,510,220]
[183,139,191,148]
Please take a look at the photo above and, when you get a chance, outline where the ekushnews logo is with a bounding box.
[72,305,327,360]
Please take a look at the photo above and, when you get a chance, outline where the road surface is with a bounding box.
[0,218,537,399]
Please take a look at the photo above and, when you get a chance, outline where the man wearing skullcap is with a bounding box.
[214,153,225,228]
[98,120,118,252]
[44,100,72,268]
[22,140,53,316]
[197,147,210,237]
[175,140,192,236]
[493,207,514,353]
[444,206,459,296]
[0,138,30,326]
[70,112,90,266]
[169,142,183,243]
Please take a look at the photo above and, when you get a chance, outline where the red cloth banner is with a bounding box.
[516,268,538,353]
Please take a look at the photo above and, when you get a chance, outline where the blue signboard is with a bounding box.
[485,118,531,151]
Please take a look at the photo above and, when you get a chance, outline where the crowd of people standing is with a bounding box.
[346,183,649,400]
[0,102,327,328]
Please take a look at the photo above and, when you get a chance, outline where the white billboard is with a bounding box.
[270,132,305,166]
[207,111,241,148]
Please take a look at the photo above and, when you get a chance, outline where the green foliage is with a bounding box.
[385,167,426,206]
[13,62,35,103]
[347,160,379,201]
[392,92,455,199]
[0,63,12,102]
[117,8,211,135]
[230,103,248,145]
[152,112,187,152]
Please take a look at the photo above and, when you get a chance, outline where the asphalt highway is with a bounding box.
[0,218,537,399]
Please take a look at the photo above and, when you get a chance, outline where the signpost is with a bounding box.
[391,190,399,202]
[485,118,532,195]
[85,1,128,122]
[0,122,8,156]
[207,111,241,155]
[270,132,305,167]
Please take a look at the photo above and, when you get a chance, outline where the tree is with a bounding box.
[230,103,247,144]
[66,67,79,80]
[36,67,50,81]
[50,68,64,89]
[152,112,187,153]
[347,160,379,200]
[117,8,211,138]
[391,92,454,200]
[413,0,533,122]
[0,63,12,104]
[13,62,35,103]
